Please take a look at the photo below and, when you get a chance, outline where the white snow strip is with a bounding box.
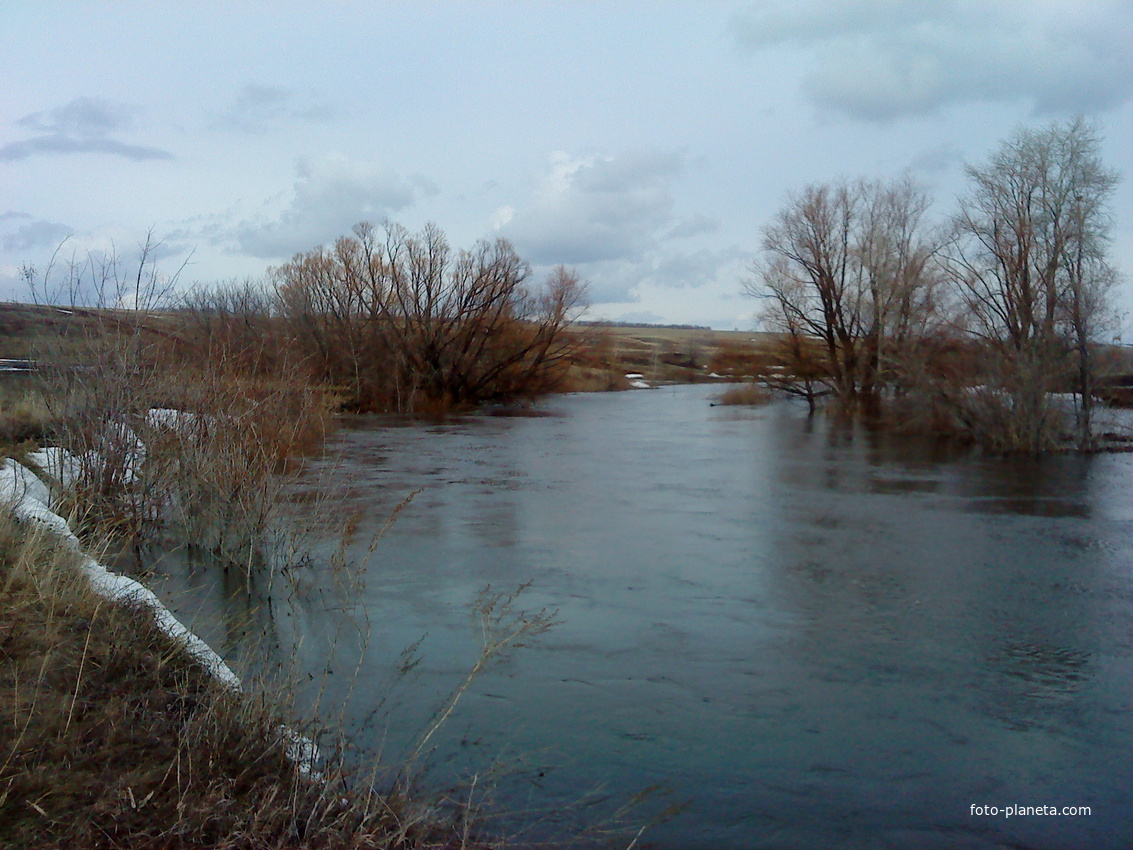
[146,408,202,431]
[1,450,321,775]
[278,725,323,781]
[27,446,85,489]
[2,458,242,687]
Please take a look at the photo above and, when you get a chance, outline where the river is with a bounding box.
[150,384,1133,849]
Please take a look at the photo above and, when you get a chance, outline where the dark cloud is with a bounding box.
[5,96,172,161]
[213,83,335,134]
[0,136,173,162]
[502,149,685,265]
[231,154,432,259]
[16,96,135,136]
[0,214,74,252]
[732,1,1133,121]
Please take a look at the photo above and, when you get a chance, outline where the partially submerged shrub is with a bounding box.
[31,331,338,579]
[714,383,770,407]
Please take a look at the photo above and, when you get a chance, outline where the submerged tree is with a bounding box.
[274,221,587,412]
[943,118,1120,450]
[748,176,942,414]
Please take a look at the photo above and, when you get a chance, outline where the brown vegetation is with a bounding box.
[713,383,771,407]
[274,222,586,414]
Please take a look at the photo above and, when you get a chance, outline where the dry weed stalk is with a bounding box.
[410,583,560,765]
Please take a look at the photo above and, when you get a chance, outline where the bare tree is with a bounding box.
[748,177,941,414]
[274,221,587,412]
[943,118,1120,450]
[23,228,191,313]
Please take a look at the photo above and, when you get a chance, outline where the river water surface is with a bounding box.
[156,384,1133,849]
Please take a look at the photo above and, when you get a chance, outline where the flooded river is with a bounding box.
[154,384,1133,849]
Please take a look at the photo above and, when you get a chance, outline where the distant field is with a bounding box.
[0,302,779,395]
[562,323,779,389]
[0,302,180,364]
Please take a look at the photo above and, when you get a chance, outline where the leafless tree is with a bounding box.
[943,118,1120,450]
[23,228,191,313]
[748,177,942,414]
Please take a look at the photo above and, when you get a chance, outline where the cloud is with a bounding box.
[668,214,721,240]
[906,143,963,175]
[732,1,1133,121]
[0,213,74,253]
[613,310,666,325]
[231,154,435,259]
[644,246,750,291]
[16,96,136,136]
[0,136,173,162]
[497,148,746,308]
[537,244,751,309]
[501,149,684,265]
[4,96,173,161]
[213,83,335,134]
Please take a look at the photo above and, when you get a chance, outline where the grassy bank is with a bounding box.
[0,503,492,849]
[0,303,520,847]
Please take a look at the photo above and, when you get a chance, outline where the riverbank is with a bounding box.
[0,388,580,850]
[0,453,518,848]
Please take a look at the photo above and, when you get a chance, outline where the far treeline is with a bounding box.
[749,117,1125,452]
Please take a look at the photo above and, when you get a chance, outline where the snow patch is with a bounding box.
[3,415,323,776]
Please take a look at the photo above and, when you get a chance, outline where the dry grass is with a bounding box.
[0,505,533,849]
[0,379,57,446]
[562,325,780,388]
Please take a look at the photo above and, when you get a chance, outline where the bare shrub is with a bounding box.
[275,221,587,413]
[715,383,771,407]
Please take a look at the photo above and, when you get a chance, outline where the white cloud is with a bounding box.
[231,154,435,259]
[644,246,750,291]
[732,0,1133,120]
[489,204,514,230]
[502,148,684,265]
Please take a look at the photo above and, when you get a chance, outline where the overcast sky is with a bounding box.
[3,1,1132,330]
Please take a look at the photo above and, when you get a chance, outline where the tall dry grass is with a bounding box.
[25,317,339,585]
[0,505,522,849]
[0,379,56,446]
